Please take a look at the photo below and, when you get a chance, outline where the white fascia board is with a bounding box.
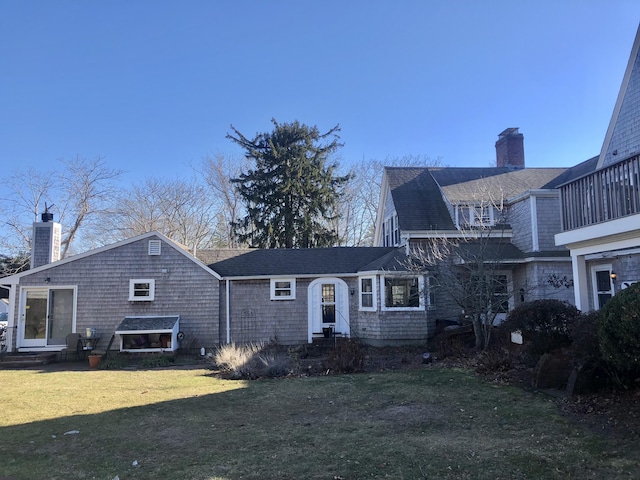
[508,188,559,204]
[373,171,390,246]
[221,273,360,281]
[555,214,640,249]
[404,230,513,239]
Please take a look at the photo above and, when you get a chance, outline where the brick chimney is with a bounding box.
[495,128,525,170]
[30,210,62,269]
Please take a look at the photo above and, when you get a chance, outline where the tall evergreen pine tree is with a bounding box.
[228,119,349,248]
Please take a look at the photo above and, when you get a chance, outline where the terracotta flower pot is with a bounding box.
[88,354,102,368]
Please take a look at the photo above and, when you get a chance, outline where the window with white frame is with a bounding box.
[383,214,400,247]
[382,275,424,310]
[471,205,493,227]
[129,279,155,301]
[270,278,296,300]
[359,276,376,311]
[455,204,495,228]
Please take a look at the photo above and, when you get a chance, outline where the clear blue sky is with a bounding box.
[1,1,639,183]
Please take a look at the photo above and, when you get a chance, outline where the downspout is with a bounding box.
[225,279,230,344]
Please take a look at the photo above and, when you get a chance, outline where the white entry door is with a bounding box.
[308,278,350,342]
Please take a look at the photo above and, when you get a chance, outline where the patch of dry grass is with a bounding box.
[0,366,638,479]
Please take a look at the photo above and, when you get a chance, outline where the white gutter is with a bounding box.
[225,279,230,344]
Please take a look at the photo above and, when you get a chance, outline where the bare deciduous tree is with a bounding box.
[56,156,123,257]
[0,157,122,258]
[101,176,220,254]
[336,155,444,246]
[194,153,249,248]
[407,187,514,350]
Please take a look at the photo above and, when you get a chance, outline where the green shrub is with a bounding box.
[139,354,175,368]
[499,299,579,356]
[99,354,129,369]
[213,342,293,379]
[567,311,612,393]
[324,340,366,373]
[598,282,640,375]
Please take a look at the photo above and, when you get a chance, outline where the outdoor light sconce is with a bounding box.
[610,272,617,282]
[350,288,355,296]
[44,277,51,284]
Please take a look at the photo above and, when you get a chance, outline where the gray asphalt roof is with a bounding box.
[384,167,456,231]
[209,247,403,277]
[385,166,569,232]
[115,316,180,332]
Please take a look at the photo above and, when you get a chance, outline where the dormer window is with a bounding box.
[455,204,495,228]
[471,205,493,227]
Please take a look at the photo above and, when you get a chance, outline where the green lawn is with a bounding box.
[0,365,638,479]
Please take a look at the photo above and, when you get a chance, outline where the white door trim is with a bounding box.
[307,278,350,343]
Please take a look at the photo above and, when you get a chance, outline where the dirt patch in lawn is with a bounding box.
[298,342,640,445]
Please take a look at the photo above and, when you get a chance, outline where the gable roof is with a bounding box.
[209,247,401,278]
[0,231,220,285]
[599,24,640,169]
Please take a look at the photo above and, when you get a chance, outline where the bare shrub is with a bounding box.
[213,342,293,379]
[324,340,366,373]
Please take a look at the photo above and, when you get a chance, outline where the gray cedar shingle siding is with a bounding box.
[601,40,640,167]
[17,236,220,348]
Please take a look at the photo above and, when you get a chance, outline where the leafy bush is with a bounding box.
[598,282,640,375]
[324,340,366,373]
[213,342,292,379]
[499,299,579,356]
[139,354,175,368]
[99,354,129,369]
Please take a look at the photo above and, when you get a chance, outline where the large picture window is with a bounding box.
[382,276,423,310]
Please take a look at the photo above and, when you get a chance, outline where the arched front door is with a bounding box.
[307,278,350,342]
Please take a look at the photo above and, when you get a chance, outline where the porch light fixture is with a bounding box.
[44,277,51,284]
[350,288,355,296]
[610,272,617,282]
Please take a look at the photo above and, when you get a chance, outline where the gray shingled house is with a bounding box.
[208,246,433,347]
[555,24,640,311]
[1,228,222,355]
[1,221,434,355]
[374,129,584,324]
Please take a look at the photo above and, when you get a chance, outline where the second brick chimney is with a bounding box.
[495,128,525,170]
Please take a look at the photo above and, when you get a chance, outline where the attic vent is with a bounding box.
[148,240,162,256]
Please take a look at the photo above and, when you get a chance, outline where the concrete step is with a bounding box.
[0,353,58,369]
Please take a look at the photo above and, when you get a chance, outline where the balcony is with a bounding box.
[560,154,640,231]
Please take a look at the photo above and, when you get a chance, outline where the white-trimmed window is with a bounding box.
[383,214,400,247]
[270,278,296,300]
[381,275,424,310]
[359,276,377,311]
[129,279,155,301]
[472,205,493,226]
